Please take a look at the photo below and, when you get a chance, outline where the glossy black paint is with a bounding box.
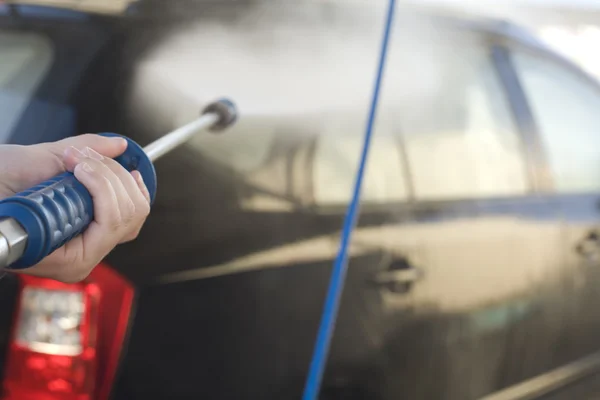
[3,3,600,399]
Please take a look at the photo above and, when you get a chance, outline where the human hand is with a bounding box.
[0,134,151,282]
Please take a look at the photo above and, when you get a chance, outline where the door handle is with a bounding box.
[370,256,424,294]
[575,230,600,260]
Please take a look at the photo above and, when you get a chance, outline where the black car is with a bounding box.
[2,2,600,399]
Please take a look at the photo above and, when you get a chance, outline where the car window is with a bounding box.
[313,121,409,205]
[312,34,530,205]
[396,40,529,201]
[164,23,531,211]
[512,50,600,193]
[0,31,53,144]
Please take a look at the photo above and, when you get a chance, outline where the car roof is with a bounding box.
[415,10,600,88]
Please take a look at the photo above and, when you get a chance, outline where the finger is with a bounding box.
[73,161,121,230]
[49,134,127,160]
[89,149,149,212]
[73,158,130,265]
[65,147,138,226]
[63,146,87,172]
[82,149,136,226]
[35,156,133,282]
[9,136,126,196]
[131,170,151,205]
[98,162,150,243]
[65,147,149,212]
[121,171,151,243]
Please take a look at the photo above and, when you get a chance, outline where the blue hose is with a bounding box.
[301,1,397,399]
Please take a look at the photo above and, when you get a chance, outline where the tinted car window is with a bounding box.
[512,51,600,193]
[0,32,53,144]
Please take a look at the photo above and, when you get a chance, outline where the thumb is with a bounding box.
[45,134,127,161]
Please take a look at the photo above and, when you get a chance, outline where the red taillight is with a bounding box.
[2,263,135,400]
[3,277,99,400]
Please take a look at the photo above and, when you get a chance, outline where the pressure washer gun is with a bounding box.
[0,99,237,270]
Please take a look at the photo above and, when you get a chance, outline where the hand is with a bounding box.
[0,134,151,283]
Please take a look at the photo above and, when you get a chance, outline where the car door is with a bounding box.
[317,23,569,399]
[93,3,396,399]
[509,46,600,377]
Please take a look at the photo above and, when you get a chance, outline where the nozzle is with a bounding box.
[202,98,238,132]
[144,98,238,162]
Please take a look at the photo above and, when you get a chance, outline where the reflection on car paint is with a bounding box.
[468,300,534,335]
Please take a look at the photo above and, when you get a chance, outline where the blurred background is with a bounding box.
[1,1,600,400]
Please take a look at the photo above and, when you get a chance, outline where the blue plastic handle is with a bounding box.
[0,133,157,270]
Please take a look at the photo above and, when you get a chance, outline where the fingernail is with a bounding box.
[84,147,104,161]
[80,162,94,173]
[111,137,127,146]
